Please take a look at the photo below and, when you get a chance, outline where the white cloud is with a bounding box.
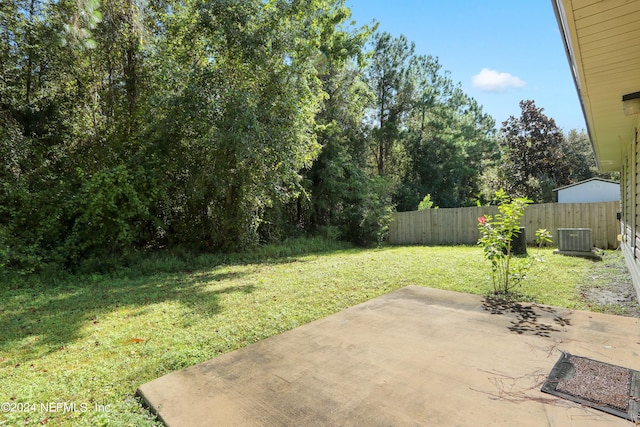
[472,68,526,92]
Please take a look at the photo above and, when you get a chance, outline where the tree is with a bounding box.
[496,100,570,202]
[477,189,552,294]
[560,129,618,182]
[297,15,395,245]
[363,35,497,211]
[561,129,596,182]
[397,71,497,210]
[141,0,355,251]
[0,0,104,270]
[0,0,364,271]
[0,0,507,271]
[365,32,415,176]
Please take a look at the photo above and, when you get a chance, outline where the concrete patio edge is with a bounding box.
[138,286,640,426]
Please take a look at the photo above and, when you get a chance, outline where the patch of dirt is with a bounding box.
[578,251,640,318]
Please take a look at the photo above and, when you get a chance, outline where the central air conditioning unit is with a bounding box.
[557,228,592,252]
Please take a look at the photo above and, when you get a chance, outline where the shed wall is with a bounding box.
[557,181,620,203]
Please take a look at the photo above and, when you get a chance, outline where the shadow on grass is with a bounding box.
[0,240,356,361]
[0,271,256,360]
[482,294,572,338]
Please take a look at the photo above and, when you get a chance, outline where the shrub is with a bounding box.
[477,189,552,294]
[417,194,438,210]
[62,165,149,268]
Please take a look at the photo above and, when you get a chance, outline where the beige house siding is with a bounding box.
[552,0,640,300]
[621,116,640,296]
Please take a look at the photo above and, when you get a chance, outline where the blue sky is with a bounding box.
[344,0,586,133]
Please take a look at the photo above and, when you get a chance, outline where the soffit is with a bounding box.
[556,0,640,171]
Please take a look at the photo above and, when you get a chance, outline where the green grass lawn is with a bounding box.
[0,242,618,426]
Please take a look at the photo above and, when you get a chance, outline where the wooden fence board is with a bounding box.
[389,201,621,249]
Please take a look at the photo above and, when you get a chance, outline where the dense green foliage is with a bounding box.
[0,1,599,273]
[497,100,570,202]
[417,194,437,210]
[364,33,497,210]
[561,129,618,183]
[481,100,597,203]
[2,0,362,271]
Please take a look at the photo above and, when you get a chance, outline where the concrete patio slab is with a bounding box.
[137,286,640,426]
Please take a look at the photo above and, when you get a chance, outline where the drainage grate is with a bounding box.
[541,353,640,421]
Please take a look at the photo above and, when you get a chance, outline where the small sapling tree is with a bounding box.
[477,190,552,295]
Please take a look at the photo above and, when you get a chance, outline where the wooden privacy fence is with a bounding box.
[388,201,621,249]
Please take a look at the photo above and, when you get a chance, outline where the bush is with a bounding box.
[417,194,438,210]
[477,189,552,294]
[340,176,394,246]
[62,165,149,267]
